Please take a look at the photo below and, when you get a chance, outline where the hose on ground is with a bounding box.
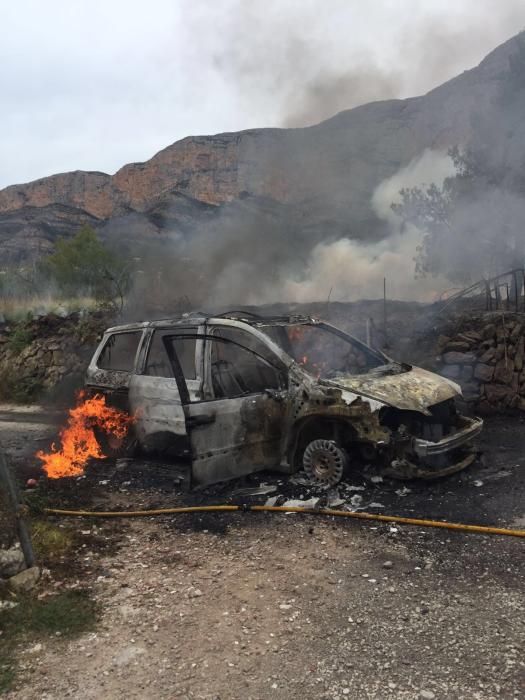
[43,504,525,539]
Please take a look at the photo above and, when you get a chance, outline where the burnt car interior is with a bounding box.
[97,330,142,372]
[258,322,386,377]
[209,327,284,398]
[141,327,286,400]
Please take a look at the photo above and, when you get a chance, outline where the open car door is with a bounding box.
[128,327,201,456]
[183,326,289,487]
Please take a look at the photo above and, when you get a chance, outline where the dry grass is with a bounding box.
[0,296,98,321]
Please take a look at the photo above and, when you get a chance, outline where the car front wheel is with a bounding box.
[302,439,348,486]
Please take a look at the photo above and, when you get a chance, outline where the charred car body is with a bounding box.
[85,313,483,487]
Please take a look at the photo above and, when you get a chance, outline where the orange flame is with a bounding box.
[37,392,134,479]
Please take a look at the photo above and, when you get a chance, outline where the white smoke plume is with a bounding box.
[254,150,456,304]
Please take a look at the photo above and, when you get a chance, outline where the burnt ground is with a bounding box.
[0,405,524,700]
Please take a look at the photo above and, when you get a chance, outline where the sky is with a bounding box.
[1,0,524,189]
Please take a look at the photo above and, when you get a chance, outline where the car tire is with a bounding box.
[302,439,348,486]
[94,426,137,459]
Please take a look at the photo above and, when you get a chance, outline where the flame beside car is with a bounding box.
[37,392,134,479]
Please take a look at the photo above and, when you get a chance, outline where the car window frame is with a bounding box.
[94,330,144,374]
[139,326,204,403]
[200,325,288,402]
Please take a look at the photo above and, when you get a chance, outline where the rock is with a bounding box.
[461,364,474,381]
[440,364,461,379]
[510,322,523,340]
[187,587,203,598]
[55,305,69,318]
[382,561,393,569]
[479,347,496,363]
[460,330,482,342]
[495,344,506,360]
[436,335,451,351]
[508,393,521,409]
[496,326,509,342]
[474,363,494,382]
[0,547,25,578]
[444,340,471,352]
[494,358,515,384]
[481,323,496,340]
[485,384,514,404]
[514,338,524,371]
[442,351,476,365]
[113,645,147,667]
[420,690,436,699]
[8,566,40,592]
[461,382,481,401]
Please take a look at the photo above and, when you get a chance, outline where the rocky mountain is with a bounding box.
[1,31,524,265]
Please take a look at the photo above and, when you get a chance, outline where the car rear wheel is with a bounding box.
[302,439,348,486]
[94,426,137,459]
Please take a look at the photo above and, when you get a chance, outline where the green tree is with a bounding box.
[44,226,130,307]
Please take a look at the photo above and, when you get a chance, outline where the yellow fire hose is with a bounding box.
[44,504,525,539]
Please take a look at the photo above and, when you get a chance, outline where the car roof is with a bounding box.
[104,312,318,334]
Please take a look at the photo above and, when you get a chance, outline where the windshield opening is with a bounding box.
[260,323,386,378]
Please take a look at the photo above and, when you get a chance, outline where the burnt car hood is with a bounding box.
[322,365,460,415]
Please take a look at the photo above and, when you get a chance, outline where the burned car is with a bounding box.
[85,313,483,487]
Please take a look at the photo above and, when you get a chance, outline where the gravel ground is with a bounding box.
[0,407,524,700]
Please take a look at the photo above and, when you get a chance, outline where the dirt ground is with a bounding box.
[0,405,524,700]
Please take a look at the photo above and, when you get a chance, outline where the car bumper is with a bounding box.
[413,416,483,457]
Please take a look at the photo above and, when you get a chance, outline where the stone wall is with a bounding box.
[1,306,524,415]
[0,312,109,403]
[434,312,525,413]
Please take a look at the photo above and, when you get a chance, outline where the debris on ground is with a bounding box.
[0,410,523,699]
[8,566,40,592]
[0,547,25,579]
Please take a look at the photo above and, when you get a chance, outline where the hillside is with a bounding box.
[1,31,524,265]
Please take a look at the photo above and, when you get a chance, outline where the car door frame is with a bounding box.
[128,325,204,455]
[184,320,291,487]
[86,328,145,412]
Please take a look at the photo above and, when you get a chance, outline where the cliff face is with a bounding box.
[0,31,523,264]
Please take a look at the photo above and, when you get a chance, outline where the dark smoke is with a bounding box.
[184,0,525,127]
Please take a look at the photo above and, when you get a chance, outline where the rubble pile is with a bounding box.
[435,312,525,413]
[0,311,109,402]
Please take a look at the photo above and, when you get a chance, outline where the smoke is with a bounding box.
[277,230,442,303]
[134,150,455,308]
[371,149,456,228]
[183,0,525,128]
[123,6,525,312]
[264,150,456,304]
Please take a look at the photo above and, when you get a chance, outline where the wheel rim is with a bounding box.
[107,434,125,451]
[303,439,346,486]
